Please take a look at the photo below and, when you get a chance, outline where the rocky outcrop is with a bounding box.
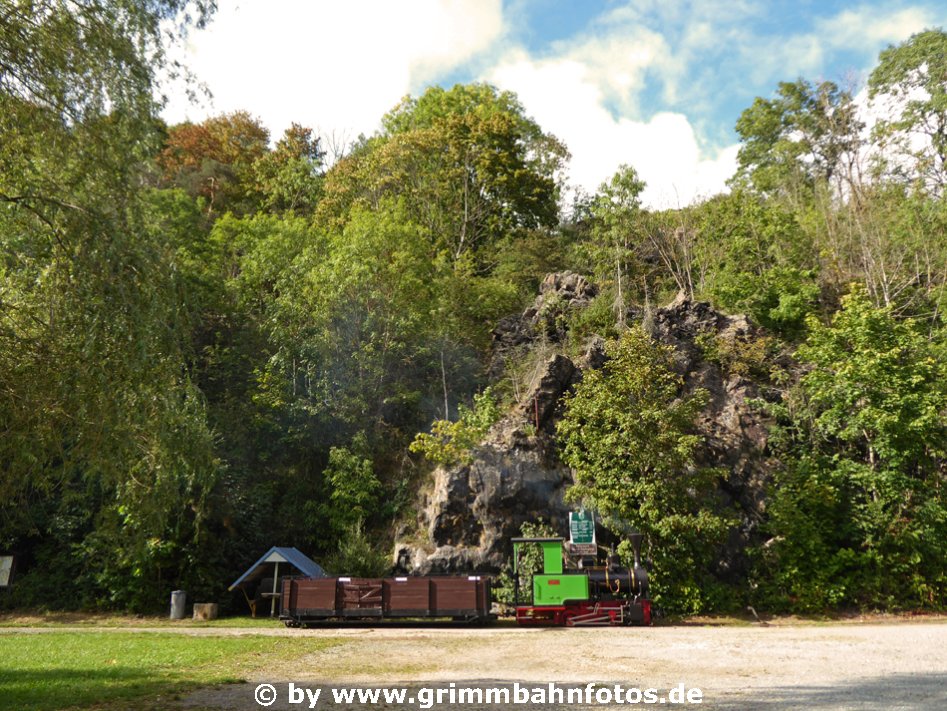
[652,293,772,475]
[394,437,573,574]
[650,293,775,577]
[522,271,598,342]
[396,277,777,578]
[394,352,578,574]
[490,271,598,377]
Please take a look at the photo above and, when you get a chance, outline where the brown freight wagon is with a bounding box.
[280,575,493,626]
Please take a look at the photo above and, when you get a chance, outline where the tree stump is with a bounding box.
[192,602,219,620]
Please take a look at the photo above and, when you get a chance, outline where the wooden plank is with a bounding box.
[431,577,478,614]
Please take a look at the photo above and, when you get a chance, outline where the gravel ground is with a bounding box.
[165,619,947,710]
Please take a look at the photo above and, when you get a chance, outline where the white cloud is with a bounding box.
[742,5,937,86]
[492,0,941,209]
[557,30,674,113]
[162,0,738,206]
[817,6,934,50]
[162,0,504,139]
[489,53,738,209]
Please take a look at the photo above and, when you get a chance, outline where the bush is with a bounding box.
[323,522,391,578]
[409,388,501,466]
[752,288,947,611]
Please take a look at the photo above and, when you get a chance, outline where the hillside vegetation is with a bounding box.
[1,3,945,614]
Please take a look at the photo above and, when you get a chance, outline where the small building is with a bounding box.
[229,547,326,617]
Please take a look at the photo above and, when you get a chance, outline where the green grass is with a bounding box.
[0,631,340,711]
[0,612,279,628]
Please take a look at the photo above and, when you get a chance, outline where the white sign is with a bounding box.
[0,556,12,587]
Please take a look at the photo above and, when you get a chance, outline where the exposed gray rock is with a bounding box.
[394,406,573,574]
[579,335,608,370]
[517,353,577,434]
[491,271,599,361]
[651,294,774,578]
[395,349,579,574]
[526,271,598,342]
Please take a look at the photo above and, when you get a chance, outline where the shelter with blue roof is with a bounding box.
[229,546,326,617]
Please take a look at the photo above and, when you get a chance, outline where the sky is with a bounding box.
[162,0,947,208]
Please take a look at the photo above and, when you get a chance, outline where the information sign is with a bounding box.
[569,510,597,556]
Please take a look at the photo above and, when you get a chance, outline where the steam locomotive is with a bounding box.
[279,534,650,627]
[511,533,650,626]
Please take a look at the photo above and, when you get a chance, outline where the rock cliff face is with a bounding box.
[649,293,775,577]
[394,276,775,577]
[394,351,577,574]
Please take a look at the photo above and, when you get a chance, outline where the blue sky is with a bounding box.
[164,0,947,207]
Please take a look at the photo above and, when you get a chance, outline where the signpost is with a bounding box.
[569,510,597,556]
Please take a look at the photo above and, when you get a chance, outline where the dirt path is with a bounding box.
[166,620,947,710]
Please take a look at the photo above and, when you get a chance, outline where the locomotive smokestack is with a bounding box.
[630,532,643,569]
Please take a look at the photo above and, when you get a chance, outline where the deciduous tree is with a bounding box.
[558,328,735,612]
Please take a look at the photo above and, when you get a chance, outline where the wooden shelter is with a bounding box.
[229,547,326,617]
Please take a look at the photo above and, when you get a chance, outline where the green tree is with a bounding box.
[252,123,324,214]
[808,182,947,314]
[410,387,501,466]
[583,165,647,324]
[758,287,947,610]
[799,288,946,473]
[733,79,863,196]
[318,83,568,266]
[868,29,947,195]
[0,0,221,610]
[692,191,820,337]
[258,203,437,436]
[558,328,735,613]
[322,433,382,534]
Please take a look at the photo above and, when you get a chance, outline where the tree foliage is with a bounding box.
[757,288,947,610]
[869,29,947,194]
[318,83,568,265]
[558,329,735,613]
[1,0,221,610]
[157,113,324,215]
[409,387,501,466]
[733,79,863,196]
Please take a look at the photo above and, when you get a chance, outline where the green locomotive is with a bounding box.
[512,534,651,626]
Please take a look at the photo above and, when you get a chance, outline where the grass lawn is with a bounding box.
[0,612,280,628]
[0,631,339,711]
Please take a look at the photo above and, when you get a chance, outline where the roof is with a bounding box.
[228,547,327,590]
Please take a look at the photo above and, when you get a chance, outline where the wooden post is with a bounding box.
[271,561,279,617]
